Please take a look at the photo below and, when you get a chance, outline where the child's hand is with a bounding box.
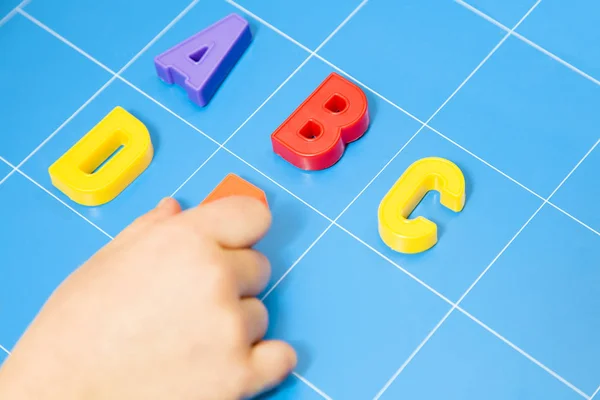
[0,197,296,400]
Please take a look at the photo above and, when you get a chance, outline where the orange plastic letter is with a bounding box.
[202,173,268,207]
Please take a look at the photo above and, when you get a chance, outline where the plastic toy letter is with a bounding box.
[154,13,252,107]
[48,107,153,206]
[202,173,268,207]
[378,157,466,254]
[271,72,369,170]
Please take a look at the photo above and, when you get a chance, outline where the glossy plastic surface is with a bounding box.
[48,106,153,206]
[271,72,369,170]
[378,157,466,254]
[154,13,252,107]
[202,173,268,207]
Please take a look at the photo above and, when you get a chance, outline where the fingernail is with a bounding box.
[157,197,170,207]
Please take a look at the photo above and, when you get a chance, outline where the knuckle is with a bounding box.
[205,260,235,292]
[221,309,246,344]
[256,251,271,281]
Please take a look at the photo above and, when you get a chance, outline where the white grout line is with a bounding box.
[547,201,600,238]
[223,147,332,223]
[312,0,368,53]
[170,147,222,197]
[116,77,220,146]
[590,385,600,400]
[335,224,455,307]
[119,0,201,73]
[16,169,114,240]
[426,125,546,201]
[292,372,334,400]
[224,0,313,54]
[0,0,29,27]
[426,0,541,125]
[373,135,600,399]
[0,156,113,239]
[261,223,334,301]
[219,57,311,148]
[510,31,600,86]
[546,139,600,200]
[13,77,119,171]
[18,9,117,76]
[455,0,600,88]
[305,53,424,126]
[0,168,17,186]
[0,344,10,356]
[456,306,590,399]
[373,306,455,399]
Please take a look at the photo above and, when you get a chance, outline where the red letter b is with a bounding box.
[271,72,369,170]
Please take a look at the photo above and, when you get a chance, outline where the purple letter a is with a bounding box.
[154,13,252,107]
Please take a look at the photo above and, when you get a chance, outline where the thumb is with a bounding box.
[245,340,297,397]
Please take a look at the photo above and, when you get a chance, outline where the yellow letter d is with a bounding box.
[48,107,153,206]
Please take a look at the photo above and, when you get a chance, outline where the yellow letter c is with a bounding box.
[378,157,466,254]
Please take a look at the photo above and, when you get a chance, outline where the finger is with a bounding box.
[116,197,182,240]
[225,249,271,297]
[240,298,268,344]
[245,340,297,397]
[185,196,271,249]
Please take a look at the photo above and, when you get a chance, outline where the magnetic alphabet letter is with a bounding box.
[202,173,268,208]
[48,107,153,206]
[154,13,252,107]
[378,157,466,254]
[271,72,369,170]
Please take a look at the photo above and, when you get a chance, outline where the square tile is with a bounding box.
[338,128,541,301]
[517,0,600,80]
[256,374,322,400]
[552,144,600,232]
[0,14,110,165]
[430,36,600,198]
[264,226,450,399]
[234,0,364,50]
[21,79,219,237]
[462,205,600,394]
[227,57,422,219]
[123,0,307,144]
[0,173,109,349]
[173,149,330,296]
[464,0,538,27]
[24,0,191,71]
[319,0,504,121]
[380,311,583,400]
